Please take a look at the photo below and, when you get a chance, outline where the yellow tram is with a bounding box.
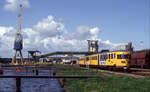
[78,51,131,70]
[78,57,86,66]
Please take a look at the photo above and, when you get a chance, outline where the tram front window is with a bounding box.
[122,54,130,59]
[117,54,130,59]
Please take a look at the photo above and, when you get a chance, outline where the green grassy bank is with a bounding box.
[53,64,150,92]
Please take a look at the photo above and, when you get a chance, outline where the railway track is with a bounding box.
[98,69,146,79]
[130,68,150,72]
[128,68,150,76]
[71,65,150,79]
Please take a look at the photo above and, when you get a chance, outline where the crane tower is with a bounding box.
[12,4,23,65]
[87,40,99,53]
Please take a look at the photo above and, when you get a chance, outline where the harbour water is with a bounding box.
[0,69,62,92]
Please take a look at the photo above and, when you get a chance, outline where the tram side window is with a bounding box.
[100,55,102,61]
[102,55,105,61]
[89,57,92,60]
[80,58,84,61]
[111,54,113,59]
[86,57,89,61]
[104,55,105,60]
[107,54,109,59]
[114,54,116,59]
[109,54,110,59]
[92,56,97,60]
[96,56,97,60]
[101,55,104,61]
[105,54,107,60]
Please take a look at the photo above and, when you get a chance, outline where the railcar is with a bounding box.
[78,57,86,67]
[88,54,99,67]
[99,51,130,70]
[130,49,150,68]
[78,51,131,70]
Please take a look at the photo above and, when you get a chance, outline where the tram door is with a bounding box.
[85,57,89,65]
[110,54,114,65]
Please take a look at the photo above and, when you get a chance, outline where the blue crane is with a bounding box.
[12,4,23,65]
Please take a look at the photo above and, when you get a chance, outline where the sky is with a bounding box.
[0,0,149,57]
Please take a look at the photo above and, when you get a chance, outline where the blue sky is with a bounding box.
[0,0,149,57]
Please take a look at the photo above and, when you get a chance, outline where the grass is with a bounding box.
[53,64,150,92]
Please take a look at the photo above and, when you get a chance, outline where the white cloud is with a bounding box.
[0,26,14,57]
[0,26,15,36]
[90,27,100,39]
[4,0,30,12]
[65,26,100,40]
[33,16,67,38]
[0,15,118,57]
